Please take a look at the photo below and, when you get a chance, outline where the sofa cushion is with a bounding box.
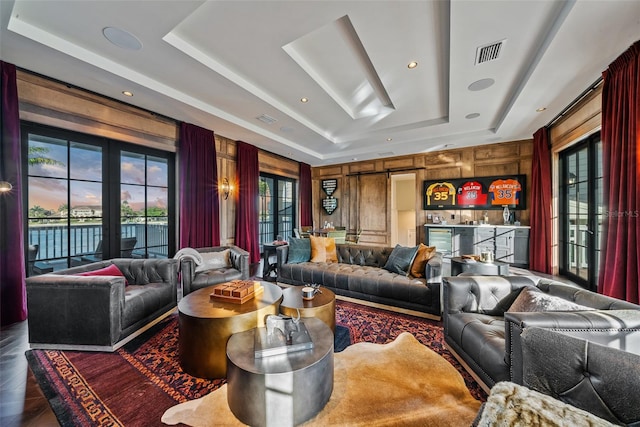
[196,250,231,273]
[383,244,419,275]
[409,244,436,278]
[287,238,311,263]
[448,313,510,384]
[507,287,595,313]
[310,236,338,263]
[75,264,128,285]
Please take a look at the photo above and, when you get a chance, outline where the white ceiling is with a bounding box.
[1,0,638,166]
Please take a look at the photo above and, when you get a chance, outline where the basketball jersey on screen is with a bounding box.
[426,182,456,206]
[456,181,487,206]
[488,179,522,205]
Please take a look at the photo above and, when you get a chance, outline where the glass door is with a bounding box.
[120,151,172,258]
[258,173,296,252]
[559,132,603,289]
[26,130,105,274]
[24,123,175,275]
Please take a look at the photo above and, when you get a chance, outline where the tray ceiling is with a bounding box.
[1,0,638,166]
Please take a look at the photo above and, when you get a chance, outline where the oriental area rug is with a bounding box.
[26,300,487,427]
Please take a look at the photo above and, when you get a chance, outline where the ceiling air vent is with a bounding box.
[256,114,277,125]
[475,40,506,65]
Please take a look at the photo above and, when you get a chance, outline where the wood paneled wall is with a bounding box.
[312,140,533,246]
[16,71,177,151]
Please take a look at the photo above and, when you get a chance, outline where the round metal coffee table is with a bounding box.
[226,317,334,427]
[279,286,336,332]
[178,281,283,379]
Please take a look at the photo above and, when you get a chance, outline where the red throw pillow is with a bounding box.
[75,264,128,285]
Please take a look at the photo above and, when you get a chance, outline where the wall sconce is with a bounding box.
[220,177,231,200]
[0,181,13,193]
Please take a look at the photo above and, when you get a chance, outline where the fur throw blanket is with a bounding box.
[476,382,615,427]
[173,247,203,265]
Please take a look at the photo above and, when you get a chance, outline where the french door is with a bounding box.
[559,132,603,290]
[23,123,175,274]
[258,174,296,252]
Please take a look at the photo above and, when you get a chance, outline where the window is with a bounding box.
[559,131,602,290]
[258,174,296,252]
[24,123,175,274]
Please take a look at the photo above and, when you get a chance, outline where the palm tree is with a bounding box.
[28,146,62,166]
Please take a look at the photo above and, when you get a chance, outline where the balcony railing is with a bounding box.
[29,223,168,263]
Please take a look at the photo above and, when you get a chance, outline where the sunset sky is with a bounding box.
[28,138,167,212]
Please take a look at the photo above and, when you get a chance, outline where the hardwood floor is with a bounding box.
[0,320,59,427]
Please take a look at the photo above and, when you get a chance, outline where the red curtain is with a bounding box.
[1,61,28,325]
[178,123,220,249]
[235,142,261,264]
[598,40,640,304]
[299,162,313,227]
[529,127,553,274]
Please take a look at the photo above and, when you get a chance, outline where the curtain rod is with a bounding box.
[546,77,603,128]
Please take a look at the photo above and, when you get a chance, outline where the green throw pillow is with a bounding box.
[287,238,311,263]
[383,244,419,276]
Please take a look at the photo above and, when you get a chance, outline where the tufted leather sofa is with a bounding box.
[443,275,640,392]
[521,327,640,425]
[26,258,178,351]
[276,243,442,316]
[179,245,250,296]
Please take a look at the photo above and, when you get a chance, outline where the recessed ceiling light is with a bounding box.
[468,78,495,91]
[300,97,309,103]
[536,107,547,112]
[407,61,418,69]
[465,113,480,119]
[122,91,134,97]
[386,137,393,141]
[103,27,142,51]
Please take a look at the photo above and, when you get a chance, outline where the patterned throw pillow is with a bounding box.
[287,238,311,263]
[383,244,419,276]
[507,287,594,313]
[483,286,531,316]
[409,244,437,278]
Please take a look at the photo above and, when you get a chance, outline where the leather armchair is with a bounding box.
[26,258,178,351]
[179,245,250,296]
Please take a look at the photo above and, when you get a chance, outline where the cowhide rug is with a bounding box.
[162,332,481,426]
